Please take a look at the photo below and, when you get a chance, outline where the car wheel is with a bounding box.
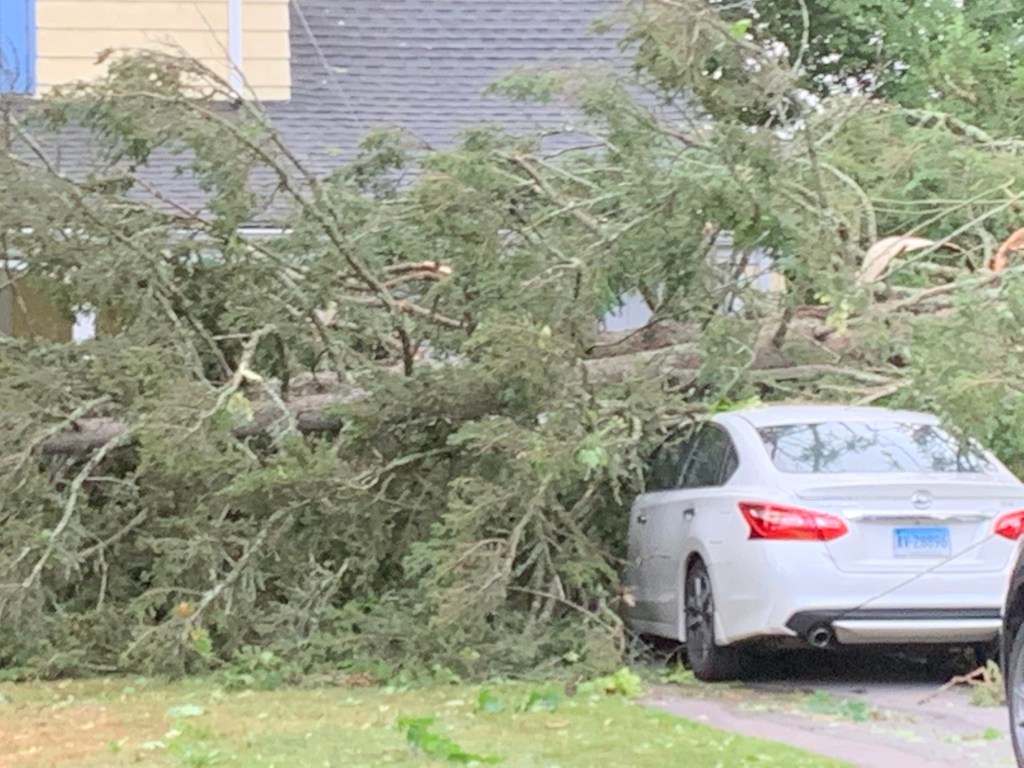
[684,560,742,681]
[1008,625,1024,763]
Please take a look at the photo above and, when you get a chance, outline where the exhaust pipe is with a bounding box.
[807,625,834,649]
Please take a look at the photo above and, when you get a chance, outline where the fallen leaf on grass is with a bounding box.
[477,689,505,714]
[398,716,503,764]
[165,704,205,719]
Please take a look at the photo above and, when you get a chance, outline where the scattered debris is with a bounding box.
[989,227,1024,272]
[916,661,1004,707]
[856,235,962,285]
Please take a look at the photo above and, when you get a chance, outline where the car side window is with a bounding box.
[646,430,697,491]
[680,426,738,489]
[719,438,739,485]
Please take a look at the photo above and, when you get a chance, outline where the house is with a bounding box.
[0,0,627,340]
[0,1,779,341]
[1,0,621,204]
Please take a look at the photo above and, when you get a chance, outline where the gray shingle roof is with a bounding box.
[15,0,623,222]
[275,0,620,171]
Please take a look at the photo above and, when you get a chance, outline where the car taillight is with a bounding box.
[994,510,1024,540]
[739,501,848,542]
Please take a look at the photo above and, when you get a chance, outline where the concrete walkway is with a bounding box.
[641,652,1016,768]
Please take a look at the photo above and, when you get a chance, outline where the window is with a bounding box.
[758,421,996,475]
[0,0,34,93]
[645,428,697,491]
[720,439,739,482]
[680,426,739,489]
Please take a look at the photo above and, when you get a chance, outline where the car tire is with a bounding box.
[1008,624,1024,764]
[684,560,742,681]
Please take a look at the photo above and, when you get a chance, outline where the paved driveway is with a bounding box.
[641,651,1015,768]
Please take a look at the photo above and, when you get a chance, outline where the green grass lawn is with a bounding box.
[0,674,850,767]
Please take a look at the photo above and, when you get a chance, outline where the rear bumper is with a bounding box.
[711,539,1012,645]
[786,608,1001,645]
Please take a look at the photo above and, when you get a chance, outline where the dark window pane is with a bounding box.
[719,442,739,484]
[758,421,996,475]
[681,426,734,488]
[647,433,695,490]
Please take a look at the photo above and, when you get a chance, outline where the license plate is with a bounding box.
[893,527,951,558]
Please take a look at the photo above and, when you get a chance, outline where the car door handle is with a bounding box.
[683,508,695,519]
[636,513,648,524]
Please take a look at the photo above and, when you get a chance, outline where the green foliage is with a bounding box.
[221,647,289,692]
[521,687,564,713]
[578,667,645,697]
[168,723,223,768]
[660,665,699,687]
[968,661,1006,708]
[1,0,1023,683]
[398,716,503,764]
[803,691,875,723]
[477,689,505,714]
[749,0,1024,134]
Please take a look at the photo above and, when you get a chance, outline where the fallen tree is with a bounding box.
[35,272,990,455]
[2,0,1024,681]
[36,392,362,455]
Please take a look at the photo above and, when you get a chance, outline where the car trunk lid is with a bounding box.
[793,475,1024,574]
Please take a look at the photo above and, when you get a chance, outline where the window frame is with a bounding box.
[0,0,35,94]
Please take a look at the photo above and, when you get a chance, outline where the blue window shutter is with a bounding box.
[0,0,35,93]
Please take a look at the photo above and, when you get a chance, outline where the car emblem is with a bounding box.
[911,490,933,510]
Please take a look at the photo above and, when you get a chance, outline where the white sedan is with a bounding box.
[624,404,1024,680]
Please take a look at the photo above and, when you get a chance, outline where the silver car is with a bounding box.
[625,404,1024,680]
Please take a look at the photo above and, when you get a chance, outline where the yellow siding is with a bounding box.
[242,59,290,95]
[244,3,290,31]
[243,0,290,101]
[36,0,291,100]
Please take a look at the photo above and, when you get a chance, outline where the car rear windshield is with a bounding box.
[757,421,996,474]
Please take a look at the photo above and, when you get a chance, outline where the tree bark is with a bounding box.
[581,308,860,385]
[39,390,366,455]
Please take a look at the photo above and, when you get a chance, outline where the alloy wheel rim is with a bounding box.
[686,572,714,662]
